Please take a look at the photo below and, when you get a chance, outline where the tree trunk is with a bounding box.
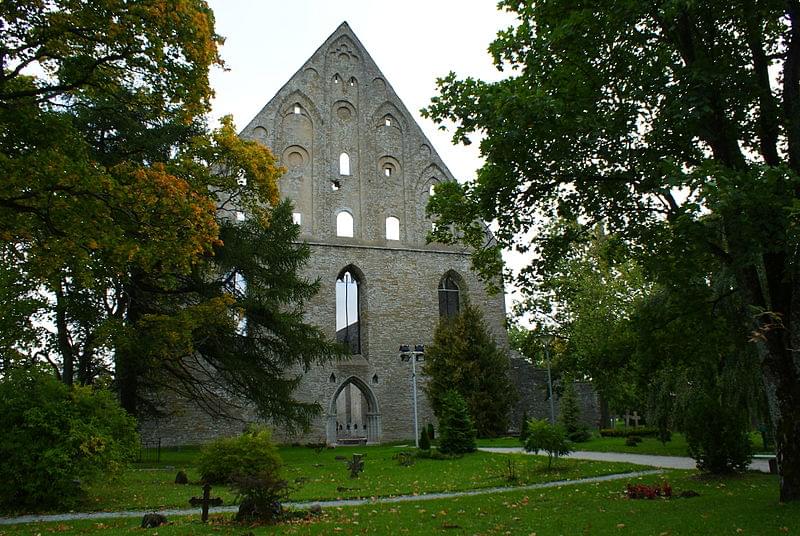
[54,282,73,386]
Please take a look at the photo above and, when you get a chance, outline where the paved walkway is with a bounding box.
[479,447,772,473]
[0,469,660,526]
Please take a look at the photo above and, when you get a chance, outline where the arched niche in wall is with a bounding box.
[276,89,323,147]
[252,126,268,144]
[416,164,446,240]
[333,100,356,125]
[378,155,401,179]
[373,102,405,158]
[281,145,312,221]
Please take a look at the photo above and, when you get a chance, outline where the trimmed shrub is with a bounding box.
[0,367,139,510]
[198,426,282,484]
[625,435,643,446]
[437,390,477,455]
[231,471,291,523]
[419,427,431,450]
[524,419,572,469]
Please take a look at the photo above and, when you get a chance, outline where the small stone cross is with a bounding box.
[347,453,365,478]
[624,410,641,428]
[189,483,223,522]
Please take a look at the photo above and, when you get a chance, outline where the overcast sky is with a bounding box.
[205,1,524,314]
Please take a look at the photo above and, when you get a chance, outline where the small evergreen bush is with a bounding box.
[524,419,572,469]
[0,367,139,510]
[558,380,591,442]
[437,390,477,455]
[198,426,282,484]
[427,422,435,441]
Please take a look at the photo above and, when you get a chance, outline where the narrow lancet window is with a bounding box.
[438,274,460,318]
[339,152,350,175]
[336,270,360,354]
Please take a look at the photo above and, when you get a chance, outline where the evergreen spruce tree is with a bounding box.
[558,380,590,442]
[423,304,516,437]
[427,422,435,441]
[437,390,477,454]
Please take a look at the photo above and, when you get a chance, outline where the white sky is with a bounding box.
[205,1,523,314]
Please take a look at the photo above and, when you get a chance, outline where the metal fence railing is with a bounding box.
[138,438,161,464]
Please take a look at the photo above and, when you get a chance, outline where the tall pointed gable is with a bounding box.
[241,22,458,245]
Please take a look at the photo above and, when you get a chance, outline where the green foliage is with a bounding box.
[231,471,291,523]
[625,435,643,447]
[427,422,435,441]
[423,304,516,437]
[419,427,431,451]
[0,368,138,510]
[558,381,591,442]
[524,419,572,469]
[437,390,477,455]
[519,411,530,444]
[679,371,753,474]
[197,427,282,484]
[422,0,800,499]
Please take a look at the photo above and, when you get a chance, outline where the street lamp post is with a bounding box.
[400,344,425,448]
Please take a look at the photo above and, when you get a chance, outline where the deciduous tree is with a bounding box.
[424,0,800,500]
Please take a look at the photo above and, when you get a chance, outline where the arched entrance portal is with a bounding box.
[327,376,381,445]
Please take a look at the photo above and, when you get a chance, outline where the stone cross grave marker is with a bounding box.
[624,411,641,427]
[189,483,223,522]
[347,453,365,478]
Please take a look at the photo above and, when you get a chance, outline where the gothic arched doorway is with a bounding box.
[327,376,381,445]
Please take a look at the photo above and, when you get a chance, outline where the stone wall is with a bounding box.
[509,357,600,432]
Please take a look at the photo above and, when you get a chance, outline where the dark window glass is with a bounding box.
[438,275,459,318]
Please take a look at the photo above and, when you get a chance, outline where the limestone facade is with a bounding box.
[141,22,510,446]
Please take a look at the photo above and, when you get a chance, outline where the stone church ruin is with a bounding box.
[141,22,596,446]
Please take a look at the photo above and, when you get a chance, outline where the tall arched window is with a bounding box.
[438,273,460,318]
[336,270,360,354]
[339,152,350,175]
[385,216,400,240]
[336,210,354,237]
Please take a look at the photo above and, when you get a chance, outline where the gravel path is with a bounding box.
[479,447,773,473]
[0,469,660,526]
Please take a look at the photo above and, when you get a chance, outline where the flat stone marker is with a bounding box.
[189,483,223,522]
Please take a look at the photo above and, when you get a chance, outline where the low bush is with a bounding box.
[524,419,572,469]
[232,471,291,523]
[625,435,643,446]
[427,422,435,441]
[0,367,139,510]
[197,426,281,484]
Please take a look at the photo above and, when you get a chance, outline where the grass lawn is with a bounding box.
[2,471,797,535]
[20,446,638,515]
